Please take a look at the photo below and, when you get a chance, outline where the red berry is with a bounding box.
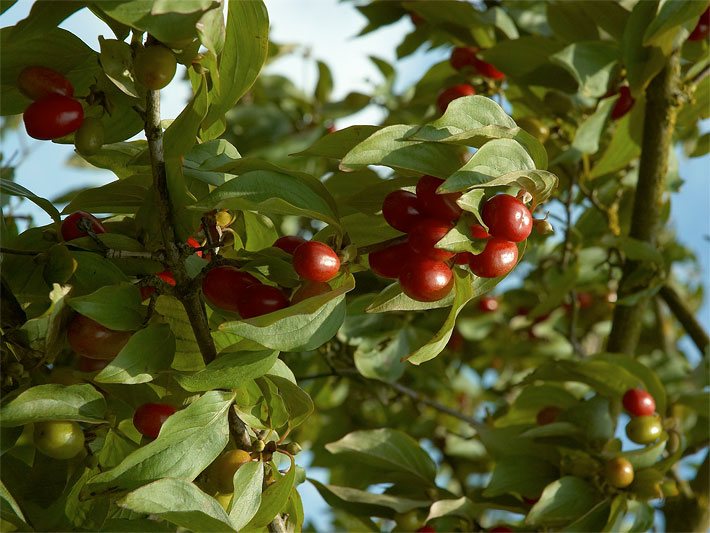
[202,266,260,313]
[140,285,155,301]
[408,218,455,261]
[446,330,464,352]
[17,66,74,100]
[156,270,176,286]
[470,224,491,240]
[454,252,473,265]
[437,84,476,114]
[369,242,413,279]
[481,195,532,242]
[76,356,109,373]
[417,527,436,533]
[489,527,512,533]
[622,388,656,417]
[133,403,177,439]
[468,238,518,278]
[237,284,290,318]
[187,237,203,258]
[610,86,635,120]
[60,211,106,241]
[291,281,331,304]
[576,291,593,309]
[23,94,83,140]
[478,295,498,313]
[66,314,131,360]
[293,241,341,282]
[274,235,306,254]
[450,46,478,71]
[416,175,463,222]
[472,57,505,80]
[399,257,453,302]
[382,190,423,233]
[688,8,710,41]
[536,406,561,425]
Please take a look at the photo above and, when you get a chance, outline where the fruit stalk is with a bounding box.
[607,50,680,354]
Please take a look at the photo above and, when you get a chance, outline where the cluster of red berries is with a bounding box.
[201,236,340,319]
[369,175,532,302]
[437,46,505,113]
[18,66,84,140]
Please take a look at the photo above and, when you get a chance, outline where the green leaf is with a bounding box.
[154,295,204,372]
[0,480,30,531]
[0,384,106,426]
[340,124,463,178]
[94,324,176,385]
[620,438,667,470]
[315,60,334,102]
[0,179,60,222]
[526,477,602,527]
[643,0,709,46]
[164,76,209,157]
[99,37,139,98]
[244,456,296,529]
[118,478,234,533]
[366,281,455,313]
[202,0,269,137]
[228,461,263,528]
[62,175,150,214]
[309,480,428,518]
[523,359,640,397]
[326,428,437,486]
[67,284,145,331]
[479,36,565,79]
[427,497,485,523]
[86,391,234,492]
[571,97,616,155]
[546,1,600,42]
[219,274,354,351]
[622,1,670,94]
[175,349,278,392]
[484,455,559,499]
[265,375,314,430]
[590,97,645,178]
[295,125,380,159]
[550,42,619,98]
[70,251,131,295]
[354,327,416,382]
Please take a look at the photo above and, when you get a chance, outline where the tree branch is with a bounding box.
[659,285,709,355]
[607,51,681,354]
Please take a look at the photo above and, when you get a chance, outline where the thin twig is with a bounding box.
[659,285,709,355]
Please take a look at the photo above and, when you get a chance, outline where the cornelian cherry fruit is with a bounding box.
[416,175,462,222]
[478,295,499,313]
[66,314,131,360]
[202,266,260,313]
[274,235,306,254]
[17,66,74,100]
[76,356,109,373]
[23,94,83,140]
[293,241,341,282]
[133,403,177,439]
[399,257,453,302]
[481,194,532,242]
[468,238,518,278]
[450,46,478,71]
[611,86,635,120]
[408,218,455,261]
[472,57,505,80]
[237,284,289,318]
[437,84,475,114]
[382,190,423,232]
[60,211,106,241]
[369,242,413,279]
[622,388,656,417]
[536,406,562,425]
[688,8,709,41]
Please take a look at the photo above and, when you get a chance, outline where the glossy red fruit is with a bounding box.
[622,388,656,417]
[468,238,518,278]
[133,403,177,439]
[60,211,106,241]
[293,241,341,282]
[536,406,562,426]
[416,527,436,533]
[437,84,476,113]
[237,284,290,318]
[66,314,131,360]
[186,237,203,258]
[408,218,455,261]
[472,57,505,80]
[399,257,453,302]
[382,190,423,232]
[23,94,83,140]
[291,281,331,304]
[481,195,533,242]
[202,266,260,313]
[274,235,307,254]
[156,270,177,286]
[610,86,635,120]
[17,66,74,100]
[416,175,463,222]
[470,224,491,240]
[369,242,413,279]
[450,46,478,71]
[76,356,109,373]
[688,8,710,41]
[454,252,473,265]
[478,295,499,313]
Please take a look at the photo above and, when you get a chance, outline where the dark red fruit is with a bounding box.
[66,314,131,360]
[291,281,331,304]
[293,241,341,282]
[408,218,455,261]
[60,211,106,241]
[489,527,512,533]
[274,235,306,254]
[202,266,260,313]
[478,295,498,313]
[468,238,518,278]
[417,527,436,533]
[76,356,109,373]
[17,66,74,100]
[156,270,177,286]
[140,285,155,301]
[536,406,562,426]
[688,8,710,41]
[382,190,423,233]
[237,284,290,318]
[446,330,464,352]
[622,388,656,417]
[454,252,473,265]
[481,195,532,242]
[472,57,505,80]
[399,257,453,302]
[610,86,635,120]
[369,242,413,279]
[23,94,83,140]
[186,237,203,258]
[133,403,177,439]
[523,495,540,505]
[470,224,491,240]
[437,84,476,113]
[416,175,463,222]
[450,46,478,71]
